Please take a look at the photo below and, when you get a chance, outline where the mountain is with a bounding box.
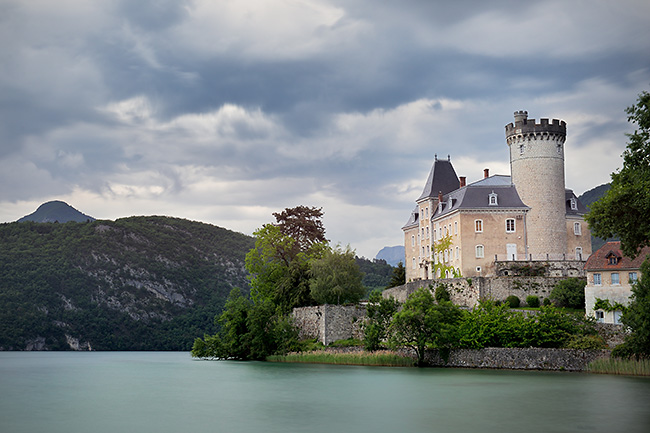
[0,216,254,351]
[579,184,610,209]
[375,245,405,266]
[18,201,95,223]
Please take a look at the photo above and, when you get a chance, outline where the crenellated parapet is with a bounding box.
[505,111,566,146]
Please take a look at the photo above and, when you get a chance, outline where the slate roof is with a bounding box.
[402,206,420,229]
[565,190,589,216]
[584,241,650,272]
[432,176,529,219]
[417,157,460,201]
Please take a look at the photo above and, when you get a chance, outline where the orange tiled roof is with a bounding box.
[584,241,650,271]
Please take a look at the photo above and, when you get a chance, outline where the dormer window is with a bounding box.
[570,198,577,210]
[489,191,498,206]
[608,256,618,265]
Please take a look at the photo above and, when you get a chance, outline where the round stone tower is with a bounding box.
[505,111,567,259]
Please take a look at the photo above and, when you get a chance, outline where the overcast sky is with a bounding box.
[1,0,649,259]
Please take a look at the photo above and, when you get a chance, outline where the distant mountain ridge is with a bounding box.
[18,200,95,223]
[376,246,405,266]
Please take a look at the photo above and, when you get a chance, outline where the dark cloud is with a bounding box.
[1,0,649,257]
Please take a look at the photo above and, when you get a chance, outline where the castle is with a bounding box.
[402,111,593,281]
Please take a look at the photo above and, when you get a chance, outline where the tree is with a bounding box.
[587,90,650,258]
[613,260,650,359]
[389,287,463,366]
[272,206,327,256]
[245,224,327,313]
[363,290,399,351]
[387,262,406,288]
[191,288,301,360]
[309,245,365,305]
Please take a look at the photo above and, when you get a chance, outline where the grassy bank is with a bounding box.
[267,350,414,367]
[588,358,650,376]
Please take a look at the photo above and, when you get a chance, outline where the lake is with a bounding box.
[1,352,649,433]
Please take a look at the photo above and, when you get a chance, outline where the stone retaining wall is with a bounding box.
[384,275,580,307]
[318,347,610,371]
[421,347,610,371]
[292,304,366,345]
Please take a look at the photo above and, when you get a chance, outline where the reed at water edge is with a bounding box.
[588,357,650,376]
[267,350,414,367]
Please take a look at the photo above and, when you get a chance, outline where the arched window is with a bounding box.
[475,245,484,258]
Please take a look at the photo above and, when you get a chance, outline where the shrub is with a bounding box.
[506,295,520,308]
[550,277,586,310]
[564,334,608,350]
[434,284,451,303]
[543,297,552,306]
[526,295,540,308]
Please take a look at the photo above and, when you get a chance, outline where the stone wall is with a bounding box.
[480,276,566,305]
[292,304,366,345]
[384,275,581,307]
[421,347,610,371]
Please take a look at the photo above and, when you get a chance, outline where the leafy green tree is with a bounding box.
[389,287,463,366]
[309,245,365,305]
[363,290,399,351]
[613,260,650,359]
[387,262,406,288]
[245,224,326,312]
[587,90,650,258]
[191,288,301,360]
[549,278,586,310]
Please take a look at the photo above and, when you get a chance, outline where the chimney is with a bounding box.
[460,176,466,188]
[484,168,489,179]
[438,191,443,204]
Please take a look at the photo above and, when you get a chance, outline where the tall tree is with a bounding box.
[309,245,365,305]
[387,262,406,288]
[587,90,650,258]
[273,206,327,256]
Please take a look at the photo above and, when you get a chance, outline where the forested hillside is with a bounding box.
[0,216,254,351]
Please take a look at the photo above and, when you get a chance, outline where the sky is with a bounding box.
[1,0,649,259]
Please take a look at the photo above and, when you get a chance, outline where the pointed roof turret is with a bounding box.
[417,155,460,202]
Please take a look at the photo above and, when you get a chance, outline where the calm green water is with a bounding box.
[1,352,649,433]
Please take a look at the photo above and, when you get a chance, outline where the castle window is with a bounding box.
[630,272,638,283]
[454,221,458,235]
[575,247,583,260]
[557,143,563,154]
[475,220,483,233]
[570,198,577,210]
[475,245,484,258]
[426,227,429,239]
[455,246,459,259]
[519,144,525,154]
[444,250,448,262]
[425,207,429,218]
[489,191,498,206]
[608,256,618,265]
[574,222,581,235]
[412,258,416,269]
[593,273,601,285]
[611,273,620,285]
[505,219,515,233]
[411,235,415,247]
[595,310,604,322]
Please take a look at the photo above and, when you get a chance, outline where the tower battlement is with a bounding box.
[505,111,566,138]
